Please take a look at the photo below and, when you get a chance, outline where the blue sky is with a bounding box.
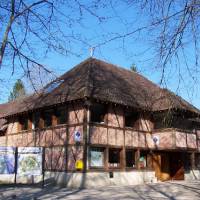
[1,1,200,109]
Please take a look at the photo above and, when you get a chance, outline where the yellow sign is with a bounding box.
[75,160,84,170]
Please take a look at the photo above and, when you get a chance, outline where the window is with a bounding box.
[139,151,147,169]
[43,110,53,127]
[19,117,28,131]
[90,147,105,168]
[91,104,107,123]
[56,106,67,125]
[34,112,40,129]
[44,79,64,93]
[126,149,135,168]
[109,148,121,168]
[125,111,139,128]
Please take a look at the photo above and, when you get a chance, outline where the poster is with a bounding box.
[90,150,103,167]
[0,147,16,174]
[17,147,43,175]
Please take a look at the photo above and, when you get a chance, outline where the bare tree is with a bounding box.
[85,1,199,90]
[1,0,200,100]
[0,0,106,90]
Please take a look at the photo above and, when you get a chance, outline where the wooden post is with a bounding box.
[42,147,45,188]
[105,147,109,170]
[82,100,91,172]
[136,149,140,169]
[121,147,126,170]
[52,113,57,126]
[65,106,69,172]
[14,147,18,185]
[28,117,32,130]
[191,152,195,170]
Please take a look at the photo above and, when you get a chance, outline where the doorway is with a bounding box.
[152,152,184,181]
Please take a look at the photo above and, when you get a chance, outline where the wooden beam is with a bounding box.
[136,149,140,169]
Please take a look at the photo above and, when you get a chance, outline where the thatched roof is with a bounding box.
[0,57,199,118]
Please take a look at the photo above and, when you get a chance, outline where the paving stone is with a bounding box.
[0,181,200,200]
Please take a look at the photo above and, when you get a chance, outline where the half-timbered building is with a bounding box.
[0,58,200,187]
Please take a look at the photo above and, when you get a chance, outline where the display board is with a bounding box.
[17,147,43,175]
[90,149,104,167]
[0,147,16,174]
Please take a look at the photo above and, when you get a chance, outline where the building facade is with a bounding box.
[0,58,200,187]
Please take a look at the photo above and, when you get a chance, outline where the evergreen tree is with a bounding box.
[8,79,26,101]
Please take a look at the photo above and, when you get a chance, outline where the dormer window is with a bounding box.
[90,103,107,124]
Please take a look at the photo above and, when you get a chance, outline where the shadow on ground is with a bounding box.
[0,181,200,200]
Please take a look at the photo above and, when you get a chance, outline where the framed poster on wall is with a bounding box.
[17,147,43,175]
[0,147,16,174]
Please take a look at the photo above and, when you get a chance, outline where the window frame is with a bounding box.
[125,149,136,169]
[90,103,108,124]
[56,106,67,125]
[89,147,105,169]
[108,148,122,169]
[124,111,139,128]
[43,109,54,128]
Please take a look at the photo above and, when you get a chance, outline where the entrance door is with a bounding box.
[170,152,184,180]
[152,152,184,181]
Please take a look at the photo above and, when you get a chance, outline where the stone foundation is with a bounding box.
[185,170,200,180]
[44,171,157,188]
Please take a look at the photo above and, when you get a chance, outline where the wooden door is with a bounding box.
[170,153,184,180]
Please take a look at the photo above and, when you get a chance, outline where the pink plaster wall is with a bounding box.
[108,128,124,146]
[138,132,146,147]
[68,104,85,124]
[137,118,154,132]
[7,120,18,134]
[187,133,197,149]
[45,147,66,171]
[44,148,52,170]
[7,134,22,147]
[125,130,138,147]
[52,127,66,146]
[197,130,200,139]
[38,129,53,147]
[197,140,200,151]
[146,133,154,148]
[107,106,124,128]
[175,131,187,148]
[19,131,34,146]
[0,136,6,146]
[90,126,107,144]
[51,147,65,170]
[67,146,83,170]
[151,131,174,149]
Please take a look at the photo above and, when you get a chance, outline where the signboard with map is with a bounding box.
[0,147,16,174]
[17,147,43,175]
